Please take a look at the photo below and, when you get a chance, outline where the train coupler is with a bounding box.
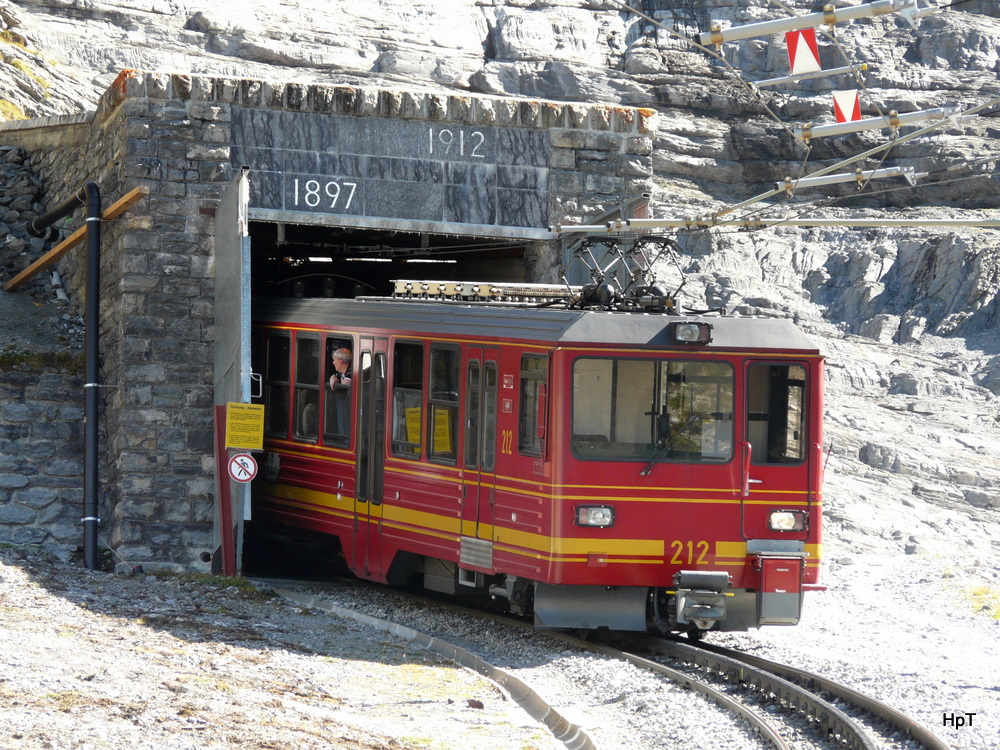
[674,570,732,631]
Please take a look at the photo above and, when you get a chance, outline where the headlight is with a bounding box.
[769,509,807,532]
[669,321,712,345]
[576,505,615,527]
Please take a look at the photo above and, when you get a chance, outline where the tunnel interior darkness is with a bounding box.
[249,220,530,301]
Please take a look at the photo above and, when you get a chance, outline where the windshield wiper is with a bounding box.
[640,414,701,476]
[640,443,671,476]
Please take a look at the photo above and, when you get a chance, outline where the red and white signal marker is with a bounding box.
[833,90,862,122]
[786,29,821,75]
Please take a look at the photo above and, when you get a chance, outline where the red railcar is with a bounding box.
[251,281,824,634]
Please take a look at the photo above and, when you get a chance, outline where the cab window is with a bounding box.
[571,357,733,463]
[747,363,807,465]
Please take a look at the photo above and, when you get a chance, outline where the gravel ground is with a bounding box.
[716,553,1000,750]
[285,553,1000,750]
[0,544,552,750]
[3,540,998,750]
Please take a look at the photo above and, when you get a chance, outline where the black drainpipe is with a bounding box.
[27,183,102,570]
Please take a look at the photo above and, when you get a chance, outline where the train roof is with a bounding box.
[253,296,821,354]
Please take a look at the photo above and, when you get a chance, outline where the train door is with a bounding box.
[462,347,499,545]
[354,336,388,578]
[740,360,814,541]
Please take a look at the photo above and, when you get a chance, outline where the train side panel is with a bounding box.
[249,298,824,633]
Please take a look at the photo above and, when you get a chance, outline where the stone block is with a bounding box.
[122,317,166,338]
[518,100,541,127]
[145,73,172,99]
[495,98,518,126]
[1,403,40,422]
[256,81,283,109]
[472,97,497,125]
[186,144,230,161]
[30,421,79,442]
[286,83,306,110]
[11,526,48,544]
[549,148,576,169]
[119,474,153,495]
[238,79,262,107]
[399,91,426,119]
[43,458,85,477]
[301,83,331,113]
[57,405,85,422]
[180,526,215,548]
[353,87,379,116]
[550,129,587,149]
[612,107,636,133]
[11,486,60,509]
[0,502,35,524]
[171,75,193,100]
[213,79,239,106]
[163,502,192,523]
[38,501,77,524]
[585,174,624,195]
[191,497,214,524]
[550,171,585,194]
[43,523,80,545]
[589,107,612,131]
[624,136,653,155]
[148,524,183,546]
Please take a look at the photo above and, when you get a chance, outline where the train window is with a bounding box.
[482,362,498,472]
[518,355,548,457]
[323,337,353,446]
[264,332,290,437]
[747,363,807,465]
[357,350,387,505]
[391,341,423,458]
[464,360,497,471]
[465,361,481,470]
[571,358,733,463]
[429,345,459,464]
[293,335,321,442]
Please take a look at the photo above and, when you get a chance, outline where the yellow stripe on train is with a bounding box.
[257,482,818,564]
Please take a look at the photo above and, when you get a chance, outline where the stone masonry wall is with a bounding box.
[1,71,655,570]
[0,371,87,557]
[0,144,92,559]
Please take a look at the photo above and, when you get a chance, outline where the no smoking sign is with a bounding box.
[227,453,258,484]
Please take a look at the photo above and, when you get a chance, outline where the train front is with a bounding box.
[533,314,824,636]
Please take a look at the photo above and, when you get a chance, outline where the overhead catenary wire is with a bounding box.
[584,1,998,237]
[666,166,1000,238]
[623,94,1000,231]
[710,128,1000,232]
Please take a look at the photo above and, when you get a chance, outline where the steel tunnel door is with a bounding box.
[212,167,253,572]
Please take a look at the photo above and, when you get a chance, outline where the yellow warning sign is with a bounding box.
[225,402,265,450]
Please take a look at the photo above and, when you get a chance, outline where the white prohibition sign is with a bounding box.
[228,453,258,484]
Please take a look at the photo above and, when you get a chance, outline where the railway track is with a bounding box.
[263,578,948,750]
[611,633,952,750]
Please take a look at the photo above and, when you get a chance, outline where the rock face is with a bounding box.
[1,0,999,561]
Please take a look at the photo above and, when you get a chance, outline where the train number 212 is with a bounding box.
[500,429,514,455]
[669,540,710,565]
